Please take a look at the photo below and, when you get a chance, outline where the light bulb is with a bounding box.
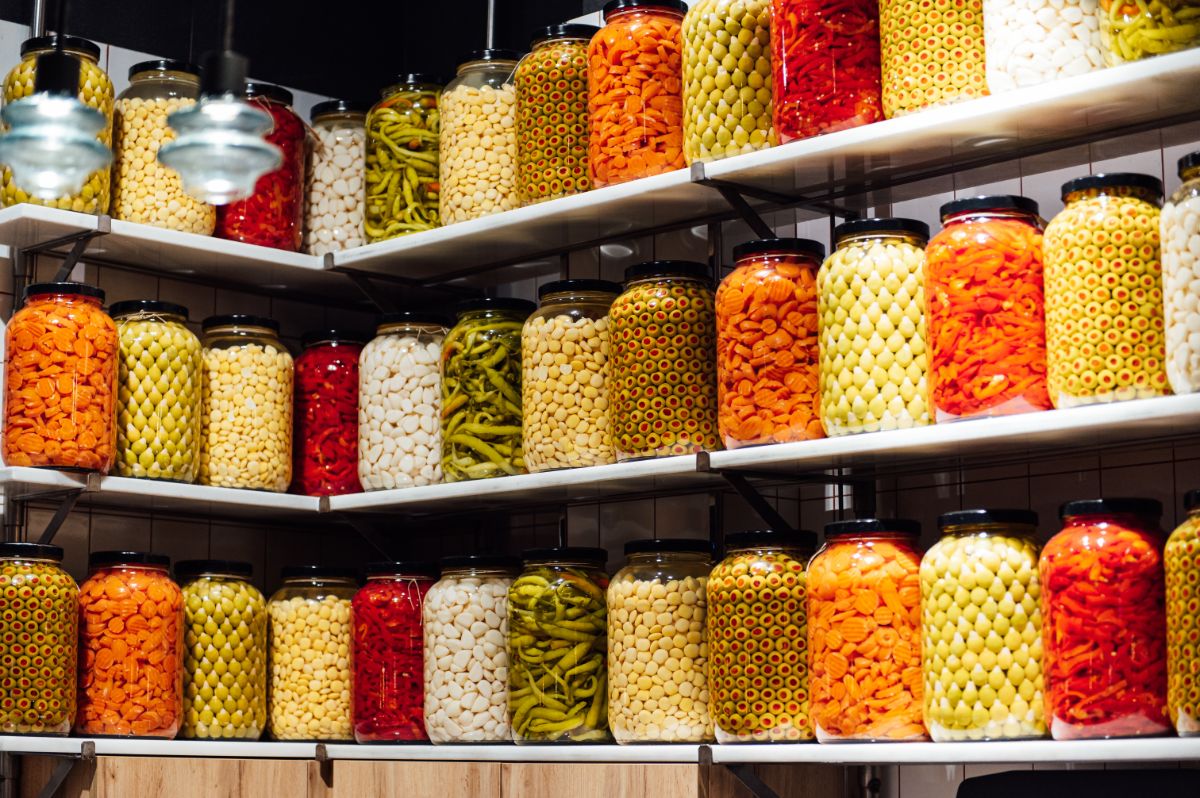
[0,93,110,200]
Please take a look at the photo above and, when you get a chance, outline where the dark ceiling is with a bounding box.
[0,0,600,101]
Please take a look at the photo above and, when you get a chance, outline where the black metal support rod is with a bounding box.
[34,740,93,798]
[35,490,82,544]
[51,234,98,282]
[726,764,782,798]
[720,471,796,536]
[344,272,400,315]
[715,184,775,239]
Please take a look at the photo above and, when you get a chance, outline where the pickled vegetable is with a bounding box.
[1166,492,1200,735]
[293,332,363,496]
[880,0,987,117]
[1100,0,1200,64]
[365,78,440,242]
[1163,153,1200,395]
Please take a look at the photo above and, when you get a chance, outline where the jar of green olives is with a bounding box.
[176,560,267,740]
[365,75,442,242]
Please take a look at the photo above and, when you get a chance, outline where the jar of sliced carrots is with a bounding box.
[77,551,184,738]
[3,282,117,472]
[808,519,927,742]
[589,0,687,187]
[925,196,1051,421]
[1041,498,1170,740]
[717,238,824,448]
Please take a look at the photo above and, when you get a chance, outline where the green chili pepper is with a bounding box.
[366,81,441,242]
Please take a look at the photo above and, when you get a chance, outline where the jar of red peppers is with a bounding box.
[925,196,1051,421]
[293,329,366,496]
[1041,498,1170,740]
[215,82,307,251]
[352,562,437,743]
[770,0,882,142]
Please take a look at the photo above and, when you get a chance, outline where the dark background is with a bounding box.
[0,0,606,100]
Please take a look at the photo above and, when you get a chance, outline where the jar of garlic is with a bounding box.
[304,100,367,255]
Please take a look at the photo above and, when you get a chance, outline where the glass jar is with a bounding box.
[1100,0,1200,64]
[920,510,1046,741]
[175,560,266,740]
[770,0,882,142]
[111,300,202,483]
[304,100,366,255]
[879,0,987,118]
[925,196,1051,421]
[516,25,596,205]
[352,562,437,743]
[440,51,520,225]
[112,59,215,233]
[809,519,927,742]
[983,0,1103,91]
[215,82,307,251]
[589,0,687,185]
[359,313,447,490]
[293,329,365,497]
[608,539,713,743]
[1167,490,1200,735]
[611,261,719,460]
[2,35,113,213]
[509,547,610,743]
[1044,173,1169,408]
[267,566,356,741]
[522,279,620,472]
[77,551,183,738]
[1164,153,1200,395]
[0,542,77,735]
[683,0,776,162]
[1041,498,1169,739]
[4,282,117,471]
[708,530,813,742]
[818,219,931,436]
[423,555,519,743]
[365,75,442,242]
[717,239,824,449]
[199,315,293,491]
[442,298,534,481]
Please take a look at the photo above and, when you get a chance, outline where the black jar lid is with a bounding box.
[1060,172,1163,201]
[301,329,370,347]
[24,282,104,302]
[243,81,294,107]
[388,73,445,89]
[440,554,523,571]
[939,195,1039,220]
[834,218,930,244]
[723,529,818,550]
[938,509,1038,529]
[1059,498,1163,519]
[0,542,63,561]
[732,238,825,262]
[460,49,523,65]
[377,311,451,329]
[522,547,608,566]
[1185,490,1200,512]
[624,538,714,556]
[89,550,170,569]
[624,260,711,283]
[532,24,601,47]
[201,313,280,333]
[823,518,921,538]
[109,299,189,320]
[21,34,100,59]
[310,99,369,121]
[364,561,439,579]
[538,279,622,299]
[454,296,537,317]
[175,559,253,580]
[280,565,359,580]
[603,0,688,18]
[129,59,201,78]
[1178,152,1200,178]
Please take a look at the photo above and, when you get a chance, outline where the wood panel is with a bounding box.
[501,763,701,798]
[319,761,501,798]
[17,756,310,798]
[703,763,846,798]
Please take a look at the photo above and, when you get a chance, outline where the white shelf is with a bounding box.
[321,743,700,763]
[0,735,317,759]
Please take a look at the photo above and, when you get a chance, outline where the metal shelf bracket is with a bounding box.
[691,162,861,239]
[32,740,94,798]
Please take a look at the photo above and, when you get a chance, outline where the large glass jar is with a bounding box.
[359,313,447,490]
[925,196,1051,421]
[440,51,520,225]
[215,82,306,251]
[1041,498,1169,739]
[708,530,814,742]
[442,298,533,481]
[293,330,365,497]
[818,219,930,436]
[267,566,356,741]
[608,539,713,743]
[199,315,293,491]
[1044,173,1169,408]
[3,282,117,472]
[683,0,776,162]
[516,25,596,205]
[983,0,1103,91]
[770,0,882,142]
[111,300,202,483]
[522,279,620,472]
[352,563,436,743]
[2,35,113,213]
[611,261,719,460]
[1100,0,1200,64]
[0,542,77,735]
[879,0,987,118]
[1166,490,1200,735]
[716,239,824,449]
[423,555,519,743]
[365,75,442,242]
[509,548,610,743]
[77,551,183,738]
[809,519,927,742]
[1164,153,1200,395]
[175,560,267,740]
[112,59,215,233]
[920,510,1046,742]
[304,100,366,255]
[589,0,687,186]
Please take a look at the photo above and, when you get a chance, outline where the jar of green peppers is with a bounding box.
[509,547,610,743]
[365,74,442,242]
[442,297,535,481]
[1100,0,1200,65]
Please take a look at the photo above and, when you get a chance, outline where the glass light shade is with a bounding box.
[158,95,282,205]
[0,93,110,200]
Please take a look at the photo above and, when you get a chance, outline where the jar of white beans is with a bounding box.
[423,556,518,742]
[358,313,447,490]
[304,101,367,255]
[1163,151,1200,394]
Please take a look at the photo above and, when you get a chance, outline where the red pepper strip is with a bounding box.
[292,340,363,496]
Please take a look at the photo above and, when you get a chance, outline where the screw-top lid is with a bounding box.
[454,297,537,317]
[823,518,921,538]
[522,547,608,566]
[108,299,189,320]
[938,509,1038,529]
[174,559,252,580]
[243,81,294,107]
[364,561,439,579]
[532,24,602,47]
[310,99,368,121]
[280,565,359,580]
[460,49,523,65]
[939,195,1039,220]
[129,59,200,79]
[723,529,818,550]
[377,311,451,329]
[624,538,714,556]
[201,313,280,333]
[603,0,688,17]
[732,238,825,262]
[89,550,170,568]
[0,542,63,561]
[1177,152,1200,178]
[301,329,369,347]
[1059,498,1163,519]
[439,554,523,571]
[624,260,711,283]
[834,218,930,244]
[537,279,622,299]
[24,282,104,302]
[21,34,100,59]
[1185,490,1200,512]
[1060,173,1163,201]
[387,73,445,90]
